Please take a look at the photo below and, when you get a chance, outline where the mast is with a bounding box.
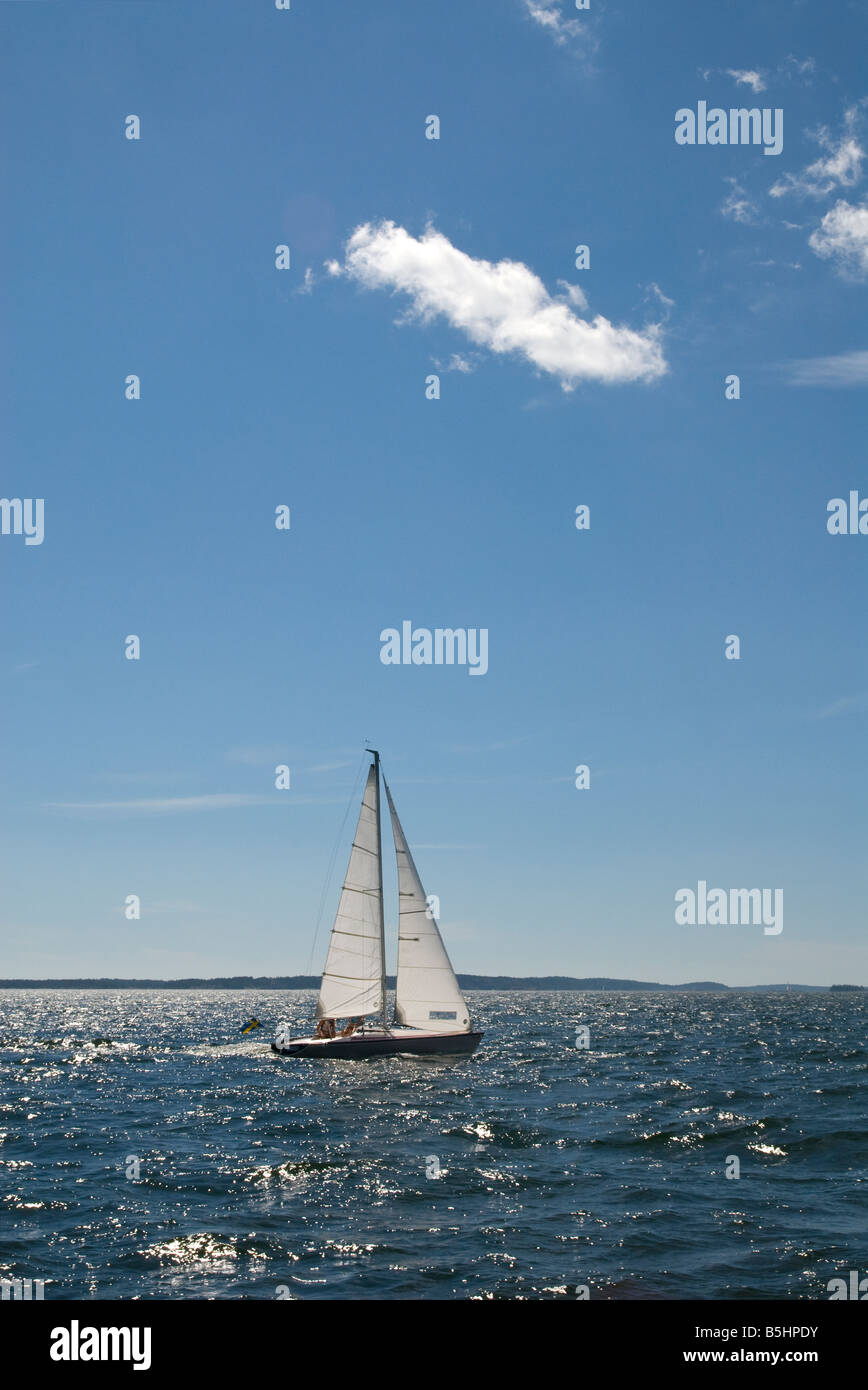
[366,748,388,1031]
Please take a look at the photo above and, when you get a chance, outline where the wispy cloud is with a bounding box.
[226,748,358,776]
[809,197,868,279]
[449,734,534,754]
[701,57,814,88]
[784,349,868,386]
[770,102,865,199]
[44,794,281,815]
[782,55,815,82]
[327,221,667,388]
[225,745,288,766]
[90,769,188,785]
[642,282,675,315]
[149,900,206,914]
[727,68,766,94]
[545,769,612,782]
[720,177,760,225]
[817,693,868,719]
[556,278,589,311]
[410,843,486,851]
[521,1,592,50]
[433,351,480,375]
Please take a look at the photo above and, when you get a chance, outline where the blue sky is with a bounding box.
[1,0,866,985]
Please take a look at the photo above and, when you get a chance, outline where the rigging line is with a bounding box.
[305,751,369,978]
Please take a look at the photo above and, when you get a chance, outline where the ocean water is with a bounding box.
[0,988,864,1301]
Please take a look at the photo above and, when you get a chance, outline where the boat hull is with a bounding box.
[271,1029,483,1059]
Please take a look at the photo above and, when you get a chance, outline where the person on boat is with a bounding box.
[314,1018,336,1039]
[339,1017,361,1037]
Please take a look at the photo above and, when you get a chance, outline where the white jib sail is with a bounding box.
[316,764,384,1019]
[385,779,471,1034]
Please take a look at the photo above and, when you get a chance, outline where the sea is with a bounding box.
[0,989,864,1301]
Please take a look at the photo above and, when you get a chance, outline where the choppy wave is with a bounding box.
[0,988,865,1299]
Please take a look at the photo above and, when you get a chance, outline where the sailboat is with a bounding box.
[272,751,483,1058]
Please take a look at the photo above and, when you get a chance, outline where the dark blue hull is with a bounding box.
[271,1030,483,1059]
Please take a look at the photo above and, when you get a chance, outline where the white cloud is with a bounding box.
[727,69,767,94]
[448,353,476,373]
[434,351,479,374]
[645,282,674,307]
[641,282,675,321]
[703,57,813,89]
[330,221,667,388]
[770,104,865,198]
[522,1,586,47]
[785,349,868,386]
[782,55,815,81]
[809,197,868,278]
[720,177,760,224]
[556,278,589,310]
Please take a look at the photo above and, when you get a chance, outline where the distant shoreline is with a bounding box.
[0,976,863,992]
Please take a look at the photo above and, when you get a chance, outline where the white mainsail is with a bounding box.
[316,764,384,1020]
[385,779,471,1034]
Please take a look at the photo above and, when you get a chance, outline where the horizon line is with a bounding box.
[0,975,862,992]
